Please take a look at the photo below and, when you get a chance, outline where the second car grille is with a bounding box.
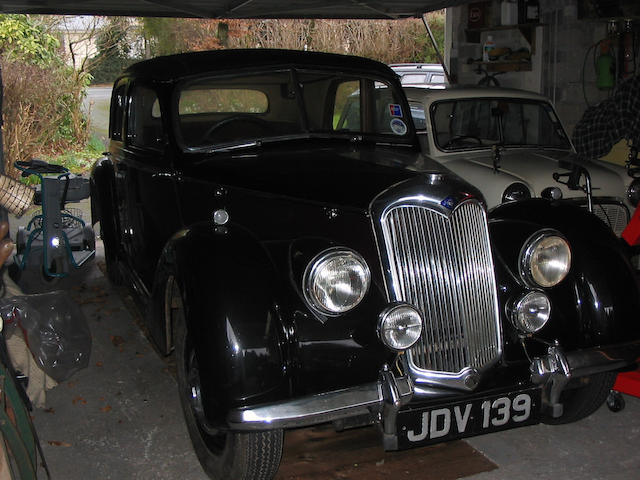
[590,202,629,236]
[380,200,501,374]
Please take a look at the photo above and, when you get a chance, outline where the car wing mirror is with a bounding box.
[553,164,594,212]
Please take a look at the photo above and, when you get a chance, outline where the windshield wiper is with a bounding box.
[190,131,390,155]
[195,140,262,154]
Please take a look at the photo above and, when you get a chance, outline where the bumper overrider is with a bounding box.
[227,341,640,449]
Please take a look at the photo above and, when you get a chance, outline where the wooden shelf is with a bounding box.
[471,61,532,72]
[465,23,544,47]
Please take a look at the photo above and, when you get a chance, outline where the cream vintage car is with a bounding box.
[404,86,638,236]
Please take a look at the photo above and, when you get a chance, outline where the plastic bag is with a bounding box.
[0,291,91,382]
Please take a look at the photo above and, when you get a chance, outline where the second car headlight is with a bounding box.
[519,230,571,288]
[627,178,640,207]
[304,248,370,315]
[502,182,531,203]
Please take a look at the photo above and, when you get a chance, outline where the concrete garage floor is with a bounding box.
[11,240,639,479]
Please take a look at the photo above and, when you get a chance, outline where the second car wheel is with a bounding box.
[170,279,283,480]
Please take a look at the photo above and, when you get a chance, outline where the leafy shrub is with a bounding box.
[2,58,88,178]
[0,15,90,179]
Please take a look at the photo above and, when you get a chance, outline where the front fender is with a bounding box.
[489,199,640,352]
[151,221,288,423]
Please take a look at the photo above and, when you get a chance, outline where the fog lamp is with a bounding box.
[511,291,551,333]
[378,304,423,351]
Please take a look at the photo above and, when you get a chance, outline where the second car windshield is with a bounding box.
[429,98,571,151]
[176,69,412,150]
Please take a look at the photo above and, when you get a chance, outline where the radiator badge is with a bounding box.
[441,193,473,210]
[441,196,457,210]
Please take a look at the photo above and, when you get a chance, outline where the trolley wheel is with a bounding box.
[82,225,96,251]
[606,390,625,412]
[16,226,27,255]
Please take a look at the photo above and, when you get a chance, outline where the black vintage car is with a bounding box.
[91,49,640,480]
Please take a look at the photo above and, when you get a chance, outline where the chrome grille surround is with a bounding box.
[370,174,502,392]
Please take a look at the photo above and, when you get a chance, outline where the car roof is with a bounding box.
[389,63,444,72]
[122,49,398,83]
[403,85,550,103]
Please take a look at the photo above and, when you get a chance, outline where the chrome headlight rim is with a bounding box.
[519,229,572,289]
[303,247,371,316]
[502,182,532,203]
[627,178,640,207]
[377,303,423,351]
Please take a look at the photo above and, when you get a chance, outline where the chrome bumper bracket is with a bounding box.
[530,345,571,418]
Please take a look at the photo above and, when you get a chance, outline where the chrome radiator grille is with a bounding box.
[380,200,501,374]
[590,202,629,236]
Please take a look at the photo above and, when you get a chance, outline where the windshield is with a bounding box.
[176,69,412,150]
[424,98,571,151]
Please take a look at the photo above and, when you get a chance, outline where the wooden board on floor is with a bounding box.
[276,424,496,480]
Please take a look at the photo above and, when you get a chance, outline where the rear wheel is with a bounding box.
[96,183,122,284]
[170,279,283,480]
[543,372,617,425]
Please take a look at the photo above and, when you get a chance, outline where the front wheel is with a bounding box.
[171,279,283,480]
[96,182,122,285]
[543,372,617,425]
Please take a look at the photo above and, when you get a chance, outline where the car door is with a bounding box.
[119,82,182,291]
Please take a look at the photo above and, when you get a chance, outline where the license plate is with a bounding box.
[397,388,541,449]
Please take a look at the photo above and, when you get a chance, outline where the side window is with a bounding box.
[409,102,427,130]
[333,80,360,131]
[109,85,126,141]
[127,86,164,149]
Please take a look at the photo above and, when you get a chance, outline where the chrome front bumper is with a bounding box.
[227,341,640,446]
[227,365,413,449]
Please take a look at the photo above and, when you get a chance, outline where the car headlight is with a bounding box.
[519,230,571,288]
[502,182,531,203]
[510,291,551,333]
[627,178,640,207]
[303,248,370,315]
[378,303,423,351]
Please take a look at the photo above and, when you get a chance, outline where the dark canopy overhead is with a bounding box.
[0,0,470,19]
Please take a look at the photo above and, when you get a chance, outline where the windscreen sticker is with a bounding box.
[389,104,403,117]
[390,118,408,135]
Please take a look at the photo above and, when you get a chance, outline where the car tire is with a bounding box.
[171,279,283,480]
[96,183,122,285]
[82,225,96,252]
[542,372,617,425]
